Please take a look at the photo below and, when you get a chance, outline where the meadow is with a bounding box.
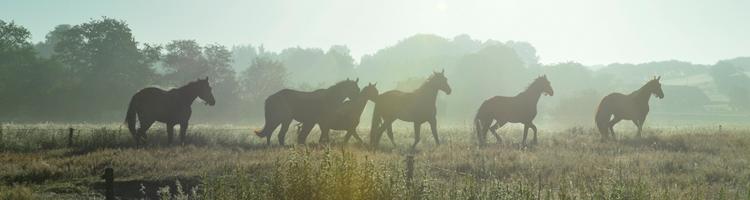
[1,123,749,200]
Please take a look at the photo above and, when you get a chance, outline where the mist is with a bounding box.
[1,0,750,128]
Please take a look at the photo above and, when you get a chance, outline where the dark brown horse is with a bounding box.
[370,70,452,149]
[125,77,216,145]
[255,79,360,145]
[595,77,664,139]
[296,83,379,144]
[474,75,553,147]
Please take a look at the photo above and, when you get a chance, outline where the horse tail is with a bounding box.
[125,94,138,137]
[474,108,482,142]
[254,98,274,137]
[595,97,611,137]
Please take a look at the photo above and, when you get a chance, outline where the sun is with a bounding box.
[436,1,448,12]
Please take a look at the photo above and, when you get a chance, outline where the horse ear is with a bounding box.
[204,76,209,81]
[441,68,445,74]
[657,76,661,80]
[355,78,359,83]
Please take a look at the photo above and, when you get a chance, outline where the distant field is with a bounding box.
[1,124,749,199]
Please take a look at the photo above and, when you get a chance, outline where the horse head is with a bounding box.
[430,69,452,95]
[362,82,380,101]
[539,75,554,96]
[197,77,216,106]
[649,76,664,99]
[337,78,361,101]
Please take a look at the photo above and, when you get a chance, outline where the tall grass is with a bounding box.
[1,124,749,199]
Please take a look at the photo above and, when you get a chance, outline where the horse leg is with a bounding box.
[179,122,188,145]
[477,118,491,146]
[411,122,422,150]
[278,120,292,146]
[351,130,364,144]
[608,117,622,139]
[379,119,397,147]
[319,126,331,144]
[137,120,155,145]
[428,118,440,145]
[490,120,506,144]
[522,124,529,148]
[529,123,538,145]
[166,123,175,145]
[633,120,643,138]
[296,122,314,145]
[263,121,282,146]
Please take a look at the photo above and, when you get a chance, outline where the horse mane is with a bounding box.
[416,73,441,91]
[631,78,659,96]
[328,79,355,90]
[519,76,547,95]
[170,80,202,92]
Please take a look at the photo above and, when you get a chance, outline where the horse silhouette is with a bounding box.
[370,70,451,149]
[255,79,360,145]
[595,76,664,139]
[474,75,554,147]
[295,83,379,144]
[125,77,215,145]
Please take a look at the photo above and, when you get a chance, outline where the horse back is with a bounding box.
[481,96,536,122]
[600,92,644,120]
[374,90,437,121]
[268,88,337,123]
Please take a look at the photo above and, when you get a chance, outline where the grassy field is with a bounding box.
[1,123,749,199]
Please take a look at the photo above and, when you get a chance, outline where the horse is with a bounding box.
[595,76,664,139]
[474,75,553,147]
[370,70,452,149]
[125,77,216,145]
[295,83,379,144]
[255,78,360,145]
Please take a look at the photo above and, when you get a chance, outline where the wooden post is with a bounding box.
[0,124,3,147]
[68,127,74,148]
[405,155,415,183]
[101,167,114,200]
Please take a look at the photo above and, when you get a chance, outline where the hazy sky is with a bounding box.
[1,0,748,65]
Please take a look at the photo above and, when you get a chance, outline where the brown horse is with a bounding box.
[125,77,216,145]
[370,70,451,149]
[296,83,379,144]
[474,75,553,147]
[255,79,360,145]
[595,77,664,139]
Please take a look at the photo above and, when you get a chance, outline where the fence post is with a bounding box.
[0,124,3,147]
[405,154,415,183]
[68,127,75,148]
[102,167,114,200]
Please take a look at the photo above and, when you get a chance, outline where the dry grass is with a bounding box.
[1,124,749,199]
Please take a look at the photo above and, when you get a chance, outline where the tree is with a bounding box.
[230,44,258,72]
[0,20,66,120]
[162,40,241,121]
[53,17,160,119]
[33,24,71,58]
[240,57,287,105]
[163,40,235,85]
[710,61,750,111]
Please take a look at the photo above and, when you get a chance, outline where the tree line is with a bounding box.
[1,17,749,124]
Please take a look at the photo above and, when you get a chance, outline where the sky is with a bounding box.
[1,0,748,65]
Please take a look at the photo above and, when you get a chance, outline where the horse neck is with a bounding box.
[630,85,652,105]
[322,84,350,102]
[173,85,200,106]
[516,85,543,105]
[346,95,370,117]
[414,84,439,103]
